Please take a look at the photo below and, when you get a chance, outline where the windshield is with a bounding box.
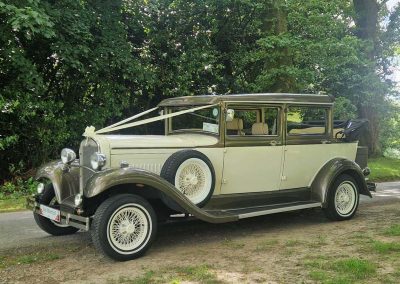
[168,106,220,135]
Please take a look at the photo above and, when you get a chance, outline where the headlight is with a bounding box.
[90,152,106,170]
[61,148,76,164]
[74,194,83,206]
[37,183,45,194]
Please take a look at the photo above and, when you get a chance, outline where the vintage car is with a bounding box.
[28,93,375,261]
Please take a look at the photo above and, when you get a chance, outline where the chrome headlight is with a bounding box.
[90,152,106,170]
[61,148,76,164]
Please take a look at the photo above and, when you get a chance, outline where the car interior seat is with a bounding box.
[251,123,269,135]
[226,118,244,135]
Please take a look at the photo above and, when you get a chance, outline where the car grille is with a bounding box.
[79,138,99,192]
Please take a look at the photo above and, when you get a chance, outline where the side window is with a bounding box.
[287,106,327,135]
[226,107,279,136]
[226,109,259,136]
[264,107,279,136]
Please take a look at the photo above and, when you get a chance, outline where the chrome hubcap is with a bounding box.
[175,158,212,204]
[335,181,357,216]
[107,205,150,253]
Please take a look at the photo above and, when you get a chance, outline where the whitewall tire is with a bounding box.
[161,150,215,208]
[91,194,157,261]
[323,174,359,221]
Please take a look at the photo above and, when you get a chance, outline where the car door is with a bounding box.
[280,104,339,190]
[220,104,284,194]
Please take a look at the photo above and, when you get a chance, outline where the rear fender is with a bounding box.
[311,158,372,207]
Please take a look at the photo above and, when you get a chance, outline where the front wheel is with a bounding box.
[323,174,359,221]
[91,194,157,261]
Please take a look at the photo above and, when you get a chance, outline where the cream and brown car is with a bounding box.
[28,93,375,261]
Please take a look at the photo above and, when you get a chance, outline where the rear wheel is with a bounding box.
[91,194,157,261]
[323,174,359,221]
[33,184,79,236]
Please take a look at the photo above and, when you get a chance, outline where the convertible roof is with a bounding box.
[158,93,334,107]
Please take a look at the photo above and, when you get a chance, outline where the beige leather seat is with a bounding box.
[226,118,244,135]
[289,127,325,134]
[252,123,269,135]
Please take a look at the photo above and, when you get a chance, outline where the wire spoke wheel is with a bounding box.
[334,181,357,217]
[175,158,212,204]
[91,195,157,261]
[107,204,151,254]
[323,174,360,221]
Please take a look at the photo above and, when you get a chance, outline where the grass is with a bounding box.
[0,251,61,269]
[109,265,222,284]
[384,224,400,236]
[369,157,400,182]
[114,271,155,284]
[254,239,279,251]
[221,238,245,249]
[305,257,377,284]
[372,240,400,253]
[331,259,376,279]
[175,265,222,283]
[0,197,27,213]
[285,239,302,247]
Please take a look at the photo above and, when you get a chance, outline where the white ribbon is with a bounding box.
[100,106,159,131]
[95,104,218,134]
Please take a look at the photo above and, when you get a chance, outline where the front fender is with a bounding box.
[35,160,80,203]
[85,167,237,223]
[311,158,372,207]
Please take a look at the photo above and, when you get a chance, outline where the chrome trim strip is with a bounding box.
[70,164,96,173]
[224,100,332,105]
[238,202,322,219]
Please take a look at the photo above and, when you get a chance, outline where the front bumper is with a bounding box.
[27,196,90,231]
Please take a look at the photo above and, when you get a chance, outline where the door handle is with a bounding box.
[270,140,281,146]
[321,140,332,144]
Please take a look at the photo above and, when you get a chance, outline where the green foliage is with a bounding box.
[0,197,27,212]
[333,97,358,120]
[380,103,400,150]
[0,251,61,269]
[372,240,400,253]
[331,259,376,279]
[368,157,400,181]
[304,256,377,283]
[0,0,398,181]
[0,177,37,199]
[384,225,400,236]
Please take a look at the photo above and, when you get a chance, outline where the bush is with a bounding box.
[383,148,400,159]
[0,177,38,199]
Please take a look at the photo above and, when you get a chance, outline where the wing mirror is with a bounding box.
[226,109,235,122]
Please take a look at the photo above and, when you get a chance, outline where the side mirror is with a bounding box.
[226,109,235,122]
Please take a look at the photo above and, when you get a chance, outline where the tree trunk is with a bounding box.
[353,0,381,156]
[262,0,292,92]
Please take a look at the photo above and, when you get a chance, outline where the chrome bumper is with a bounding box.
[27,196,90,231]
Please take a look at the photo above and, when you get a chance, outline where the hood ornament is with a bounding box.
[83,126,96,137]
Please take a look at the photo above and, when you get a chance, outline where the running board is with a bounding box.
[205,201,322,221]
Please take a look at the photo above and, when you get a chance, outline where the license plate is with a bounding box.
[39,204,61,223]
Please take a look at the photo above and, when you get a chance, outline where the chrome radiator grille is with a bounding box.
[79,138,98,192]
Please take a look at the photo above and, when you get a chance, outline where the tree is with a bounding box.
[1,0,398,181]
